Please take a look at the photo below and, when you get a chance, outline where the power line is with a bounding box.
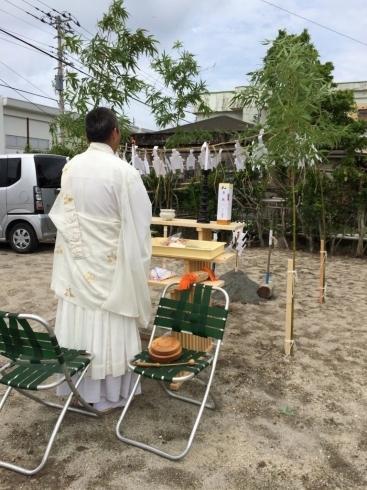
[260,0,367,47]
[32,0,94,38]
[0,7,54,35]
[0,60,54,99]
[20,0,50,16]
[0,26,194,124]
[0,28,77,69]
[0,83,58,101]
[0,35,55,55]
[3,0,51,26]
[0,78,57,117]
[0,27,54,47]
[34,0,63,16]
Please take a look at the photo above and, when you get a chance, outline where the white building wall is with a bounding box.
[0,96,59,154]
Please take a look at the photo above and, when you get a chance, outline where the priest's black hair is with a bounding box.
[85,107,120,143]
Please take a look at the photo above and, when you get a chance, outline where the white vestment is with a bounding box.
[49,143,152,407]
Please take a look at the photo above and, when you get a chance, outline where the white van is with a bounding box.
[0,153,67,253]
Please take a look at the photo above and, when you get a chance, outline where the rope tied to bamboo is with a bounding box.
[319,250,327,269]
[319,282,327,299]
[287,269,298,297]
[283,340,297,361]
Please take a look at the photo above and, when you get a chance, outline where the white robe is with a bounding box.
[49,143,152,404]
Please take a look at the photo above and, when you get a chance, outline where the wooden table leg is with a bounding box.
[196,228,212,241]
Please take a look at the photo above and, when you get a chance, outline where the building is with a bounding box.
[194,81,367,123]
[0,96,59,154]
[0,95,153,155]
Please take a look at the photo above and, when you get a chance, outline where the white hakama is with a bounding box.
[56,298,142,408]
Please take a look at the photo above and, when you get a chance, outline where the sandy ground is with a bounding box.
[0,242,367,490]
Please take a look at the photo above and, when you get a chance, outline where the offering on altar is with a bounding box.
[153,237,226,260]
[160,233,188,247]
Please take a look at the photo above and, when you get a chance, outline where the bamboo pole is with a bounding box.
[285,258,294,355]
[319,239,325,304]
[291,170,296,352]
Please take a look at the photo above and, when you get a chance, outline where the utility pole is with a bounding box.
[38,10,80,114]
[55,16,65,115]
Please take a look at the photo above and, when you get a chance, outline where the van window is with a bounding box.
[0,158,7,187]
[7,158,21,186]
[34,155,66,188]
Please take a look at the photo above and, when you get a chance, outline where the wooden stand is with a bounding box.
[319,239,325,304]
[149,217,243,388]
[151,217,245,242]
[285,258,294,355]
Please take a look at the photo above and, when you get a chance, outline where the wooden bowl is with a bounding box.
[148,336,182,363]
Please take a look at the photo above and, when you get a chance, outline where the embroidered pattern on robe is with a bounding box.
[85,273,95,283]
[107,252,117,263]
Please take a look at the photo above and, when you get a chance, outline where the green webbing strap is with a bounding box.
[0,317,13,355]
[17,318,43,359]
[171,288,191,331]
[0,312,47,361]
[8,316,22,358]
[191,284,212,337]
[50,335,65,364]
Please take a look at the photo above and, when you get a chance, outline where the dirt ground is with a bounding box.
[1,242,366,490]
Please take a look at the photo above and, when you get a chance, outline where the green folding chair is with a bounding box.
[0,311,102,475]
[116,282,229,460]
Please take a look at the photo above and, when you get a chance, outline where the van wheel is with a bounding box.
[9,223,39,254]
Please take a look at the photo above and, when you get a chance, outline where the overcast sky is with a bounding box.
[1,0,366,130]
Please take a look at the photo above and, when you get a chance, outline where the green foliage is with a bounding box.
[62,0,158,117]
[230,28,367,254]
[146,42,211,128]
[52,0,211,146]
[232,29,346,165]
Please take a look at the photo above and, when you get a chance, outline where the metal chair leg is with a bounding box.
[159,378,219,410]
[115,369,219,461]
[0,366,100,475]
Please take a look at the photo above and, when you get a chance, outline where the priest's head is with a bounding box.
[85,107,121,153]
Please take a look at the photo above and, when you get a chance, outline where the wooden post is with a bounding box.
[162,225,168,268]
[319,239,325,304]
[285,258,294,355]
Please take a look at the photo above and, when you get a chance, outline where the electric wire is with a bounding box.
[1,14,195,124]
[0,27,54,47]
[0,28,78,70]
[0,35,54,55]
[0,83,58,101]
[3,0,53,28]
[0,60,55,99]
[34,0,63,16]
[0,7,54,35]
[0,78,57,117]
[260,0,367,47]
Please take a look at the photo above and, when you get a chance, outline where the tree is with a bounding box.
[51,0,211,147]
[231,29,351,353]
